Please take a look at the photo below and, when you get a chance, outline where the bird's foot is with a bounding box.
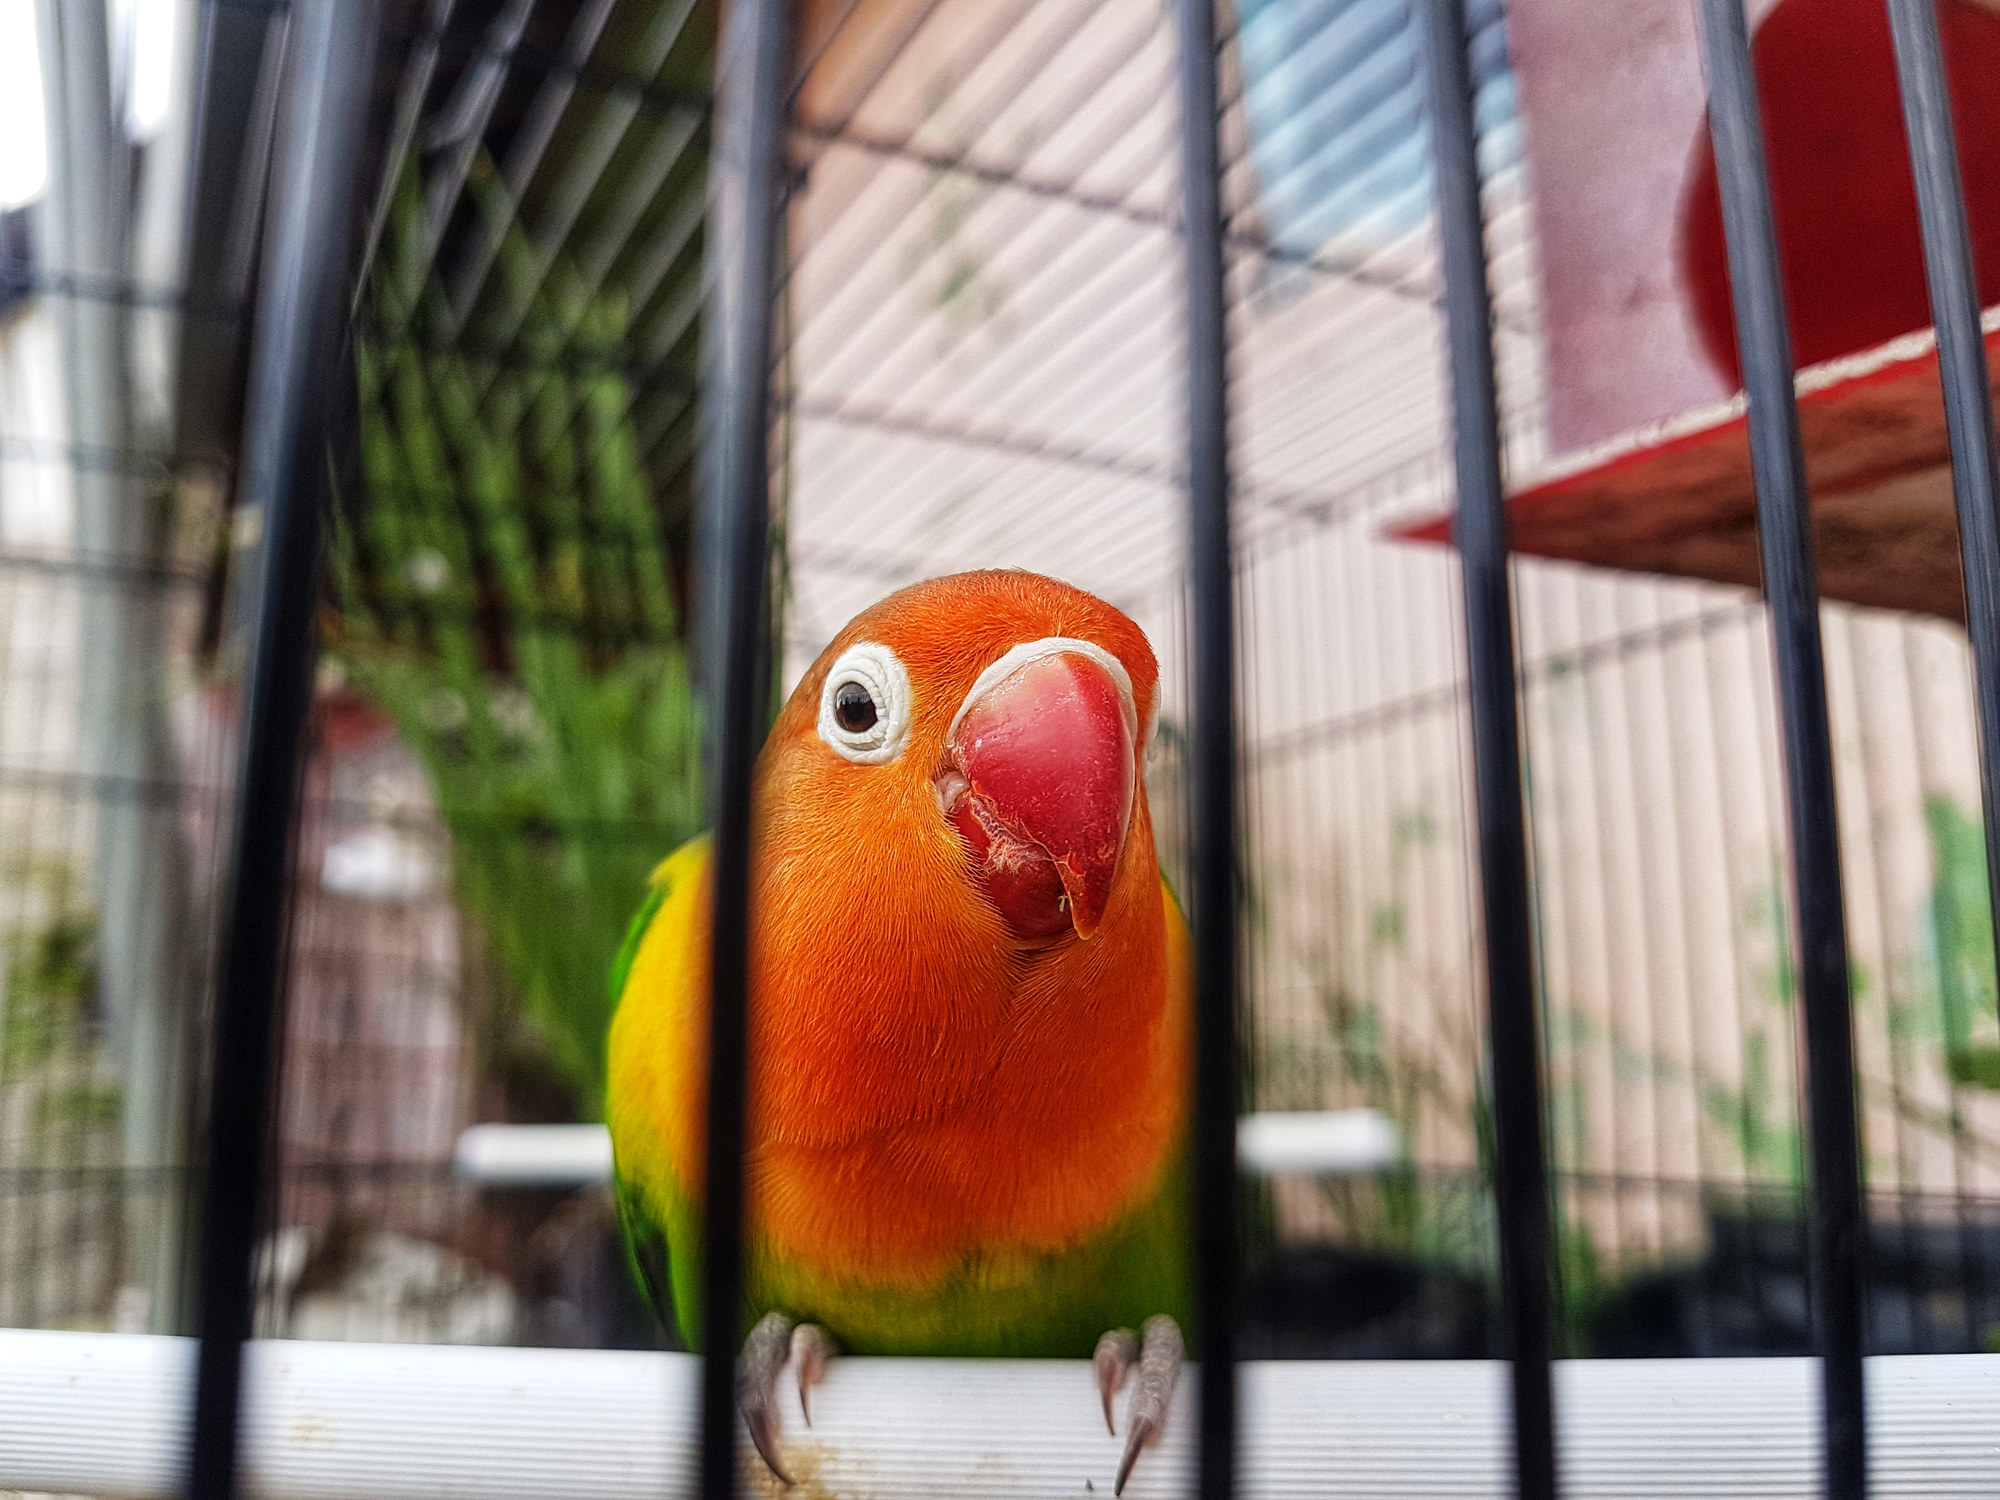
[737,1311,836,1486]
[1092,1314,1184,1495]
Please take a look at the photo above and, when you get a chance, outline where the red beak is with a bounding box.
[940,643,1136,940]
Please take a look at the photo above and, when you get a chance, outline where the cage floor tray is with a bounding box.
[1397,311,2000,622]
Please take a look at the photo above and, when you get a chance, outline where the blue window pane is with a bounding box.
[1237,0,1521,257]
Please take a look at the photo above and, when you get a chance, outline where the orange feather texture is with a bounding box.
[617,570,1187,1293]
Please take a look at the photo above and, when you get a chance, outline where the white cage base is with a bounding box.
[4,1331,1998,1498]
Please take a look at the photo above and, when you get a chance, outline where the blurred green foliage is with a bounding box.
[1928,796,2000,1089]
[1685,868,1806,1186]
[1,857,99,1071]
[331,171,703,1113]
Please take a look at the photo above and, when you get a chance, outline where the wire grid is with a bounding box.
[0,0,242,1334]
[0,384,230,1335]
[354,0,715,528]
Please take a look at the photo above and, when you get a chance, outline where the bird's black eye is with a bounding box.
[834,682,878,733]
[817,642,909,762]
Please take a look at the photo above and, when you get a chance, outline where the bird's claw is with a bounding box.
[1094,1328,1140,1434]
[737,1312,837,1485]
[1095,1315,1183,1495]
[792,1322,834,1427]
[750,1308,1175,1490]
[738,1312,797,1484]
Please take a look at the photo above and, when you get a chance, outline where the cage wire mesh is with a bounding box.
[6,0,2000,1391]
[0,0,231,1337]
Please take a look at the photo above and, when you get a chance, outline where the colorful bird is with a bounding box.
[606,570,1190,1492]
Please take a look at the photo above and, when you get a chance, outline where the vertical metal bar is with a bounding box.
[1178,0,1237,1493]
[695,0,791,1491]
[1691,2,1868,1495]
[186,2,377,1497]
[1885,0,2000,1039]
[1415,3,1557,1496]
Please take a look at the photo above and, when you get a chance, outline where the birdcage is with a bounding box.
[7,0,2000,1496]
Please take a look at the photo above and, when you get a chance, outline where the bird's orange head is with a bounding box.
[747,570,1173,1149]
[761,569,1159,943]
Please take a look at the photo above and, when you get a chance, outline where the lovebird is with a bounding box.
[606,570,1190,1491]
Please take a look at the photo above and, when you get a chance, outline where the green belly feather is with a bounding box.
[613,1154,1188,1357]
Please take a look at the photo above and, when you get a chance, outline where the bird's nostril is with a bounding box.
[934,765,969,816]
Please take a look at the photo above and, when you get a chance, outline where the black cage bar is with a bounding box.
[1693,0,1868,1495]
[695,0,792,1492]
[187,2,379,1498]
[1415,3,1558,1498]
[1886,0,2000,1053]
[1176,0,1241,1498]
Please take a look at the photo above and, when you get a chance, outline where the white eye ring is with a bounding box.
[816,642,913,765]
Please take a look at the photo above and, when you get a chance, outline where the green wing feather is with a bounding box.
[608,878,670,1022]
[614,1170,681,1346]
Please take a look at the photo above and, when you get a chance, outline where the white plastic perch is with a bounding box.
[454,1122,616,1187]
[1234,1109,1399,1175]
[4,1330,1999,1498]
[452,1111,1401,1188]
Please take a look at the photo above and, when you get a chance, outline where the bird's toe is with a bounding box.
[737,1311,798,1485]
[1111,1315,1183,1496]
[791,1322,836,1428]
